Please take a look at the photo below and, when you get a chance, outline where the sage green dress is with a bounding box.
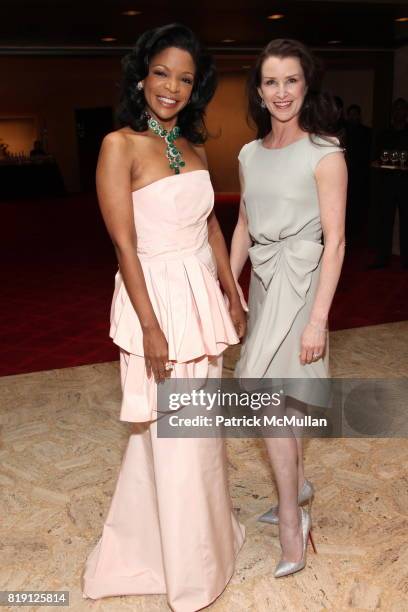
[234,135,343,400]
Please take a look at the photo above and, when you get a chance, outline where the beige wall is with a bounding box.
[0,57,120,192]
[0,56,379,193]
[0,57,256,193]
[205,72,255,192]
[0,117,37,154]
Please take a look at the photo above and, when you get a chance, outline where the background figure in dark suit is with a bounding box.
[333,95,346,132]
[30,140,46,158]
[345,105,372,241]
[370,98,408,269]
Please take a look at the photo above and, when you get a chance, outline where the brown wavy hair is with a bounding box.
[247,38,342,144]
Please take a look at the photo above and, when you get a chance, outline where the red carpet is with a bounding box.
[1,193,407,377]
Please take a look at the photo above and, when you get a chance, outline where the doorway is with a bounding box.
[75,106,114,192]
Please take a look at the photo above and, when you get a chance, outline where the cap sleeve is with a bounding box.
[238,143,249,166]
[238,140,258,167]
[309,136,344,171]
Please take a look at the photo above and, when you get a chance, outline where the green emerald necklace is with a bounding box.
[145,112,185,174]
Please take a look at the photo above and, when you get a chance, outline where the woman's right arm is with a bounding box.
[229,162,252,311]
[96,132,169,383]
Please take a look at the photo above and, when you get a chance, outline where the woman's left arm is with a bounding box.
[300,151,348,365]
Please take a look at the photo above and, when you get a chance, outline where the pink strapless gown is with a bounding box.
[82,170,245,611]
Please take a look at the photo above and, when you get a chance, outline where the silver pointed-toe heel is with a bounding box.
[257,478,314,525]
[274,507,316,578]
[257,503,280,525]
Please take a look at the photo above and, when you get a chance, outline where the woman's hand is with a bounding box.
[143,325,171,383]
[228,297,247,339]
[224,280,249,313]
[299,322,327,365]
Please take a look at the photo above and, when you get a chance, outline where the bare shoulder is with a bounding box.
[192,143,208,168]
[100,128,149,168]
[100,129,130,157]
[101,128,143,151]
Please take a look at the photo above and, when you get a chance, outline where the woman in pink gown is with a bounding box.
[81,24,246,611]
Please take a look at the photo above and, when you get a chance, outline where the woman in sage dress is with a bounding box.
[230,39,347,577]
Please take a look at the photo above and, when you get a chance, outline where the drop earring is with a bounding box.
[137,81,144,91]
[260,98,266,109]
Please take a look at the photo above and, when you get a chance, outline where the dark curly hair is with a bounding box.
[248,38,342,144]
[116,23,217,144]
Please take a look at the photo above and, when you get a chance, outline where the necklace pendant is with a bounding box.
[146,112,185,175]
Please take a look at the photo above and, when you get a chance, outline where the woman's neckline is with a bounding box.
[258,134,310,151]
[131,168,209,194]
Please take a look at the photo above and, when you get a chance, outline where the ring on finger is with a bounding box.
[165,361,174,371]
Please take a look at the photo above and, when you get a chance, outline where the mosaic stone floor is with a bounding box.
[1,321,407,611]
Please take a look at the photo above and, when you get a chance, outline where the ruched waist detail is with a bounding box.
[248,236,323,290]
[236,236,324,379]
